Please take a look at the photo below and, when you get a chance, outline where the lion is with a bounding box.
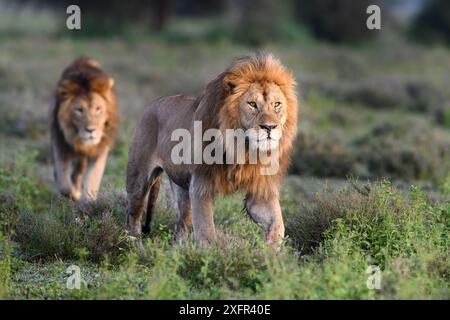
[50,57,118,201]
[126,53,297,245]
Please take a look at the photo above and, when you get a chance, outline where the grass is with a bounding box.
[0,6,449,299]
[0,148,448,299]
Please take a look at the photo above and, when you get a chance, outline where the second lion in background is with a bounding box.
[50,58,119,201]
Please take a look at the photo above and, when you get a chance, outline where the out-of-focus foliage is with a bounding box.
[294,0,382,43]
[11,0,450,46]
[411,0,450,45]
[231,0,301,45]
[19,0,169,33]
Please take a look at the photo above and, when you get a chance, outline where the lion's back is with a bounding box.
[141,94,197,134]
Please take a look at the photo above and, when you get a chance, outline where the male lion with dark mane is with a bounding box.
[126,53,297,245]
[50,57,118,201]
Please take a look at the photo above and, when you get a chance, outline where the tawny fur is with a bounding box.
[50,57,118,201]
[126,53,297,245]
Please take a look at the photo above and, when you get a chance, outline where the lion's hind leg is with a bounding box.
[126,164,163,237]
[141,175,161,236]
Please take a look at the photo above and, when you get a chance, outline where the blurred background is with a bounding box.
[0,0,449,194]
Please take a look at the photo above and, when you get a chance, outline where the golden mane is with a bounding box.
[193,53,298,200]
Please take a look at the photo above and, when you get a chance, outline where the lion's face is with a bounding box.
[238,82,287,151]
[70,93,108,145]
[59,92,108,146]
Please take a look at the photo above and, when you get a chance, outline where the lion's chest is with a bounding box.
[212,164,262,195]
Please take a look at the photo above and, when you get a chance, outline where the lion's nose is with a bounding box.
[85,127,95,133]
[259,124,278,132]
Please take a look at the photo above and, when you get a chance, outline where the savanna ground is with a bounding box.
[0,5,449,299]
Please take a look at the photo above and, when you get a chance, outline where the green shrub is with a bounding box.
[14,197,129,263]
[290,130,355,177]
[0,148,51,233]
[0,146,129,263]
[280,181,449,299]
[0,232,11,299]
[357,120,450,181]
[284,186,352,254]
[434,106,450,128]
[1,145,448,299]
[305,77,447,112]
[4,180,449,299]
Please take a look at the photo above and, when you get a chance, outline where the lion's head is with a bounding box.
[55,58,118,156]
[226,81,289,151]
[196,53,297,153]
[194,53,298,199]
[219,54,296,152]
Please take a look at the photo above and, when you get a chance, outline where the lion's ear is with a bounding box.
[57,86,68,98]
[91,76,114,93]
[224,80,236,94]
[107,77,115,89]
[57,80,77,99]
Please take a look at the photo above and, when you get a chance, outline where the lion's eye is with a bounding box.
[96,106,102,113]
[274,102,281,112]
[75,107,83,114]
[248,101,257,109]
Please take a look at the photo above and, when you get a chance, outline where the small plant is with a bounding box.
[0,232,11,299]
[357,120,450,181]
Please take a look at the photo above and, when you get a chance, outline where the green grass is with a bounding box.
[0,149,448,299]
[0,232,11,299]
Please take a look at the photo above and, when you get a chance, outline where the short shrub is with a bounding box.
[0,146,129,263]
[13,198,129,263]
[280,181,449,299]
[306,77,447,112]
[357,120,450,181]
[0,232,11,299]
[291,130,355,177]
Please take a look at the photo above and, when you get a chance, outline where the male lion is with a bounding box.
[126,53,297,245]
[50,57,118,201]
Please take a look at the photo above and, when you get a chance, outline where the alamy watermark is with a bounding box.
[65,4,381,31]
[366,265,382,290]
[66,264,86,290]
[66,5,81,30]
[170,121,280,176]
[366,5,381,30]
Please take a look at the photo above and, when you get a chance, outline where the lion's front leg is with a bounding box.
[53,147,80,201]
[84,148,109,201]
[170,181,192,241]
[72,157,88,197]
[245,195,285,246]
[189,175,216,244]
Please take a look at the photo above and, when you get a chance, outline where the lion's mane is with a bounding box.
[192,53,298,200]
